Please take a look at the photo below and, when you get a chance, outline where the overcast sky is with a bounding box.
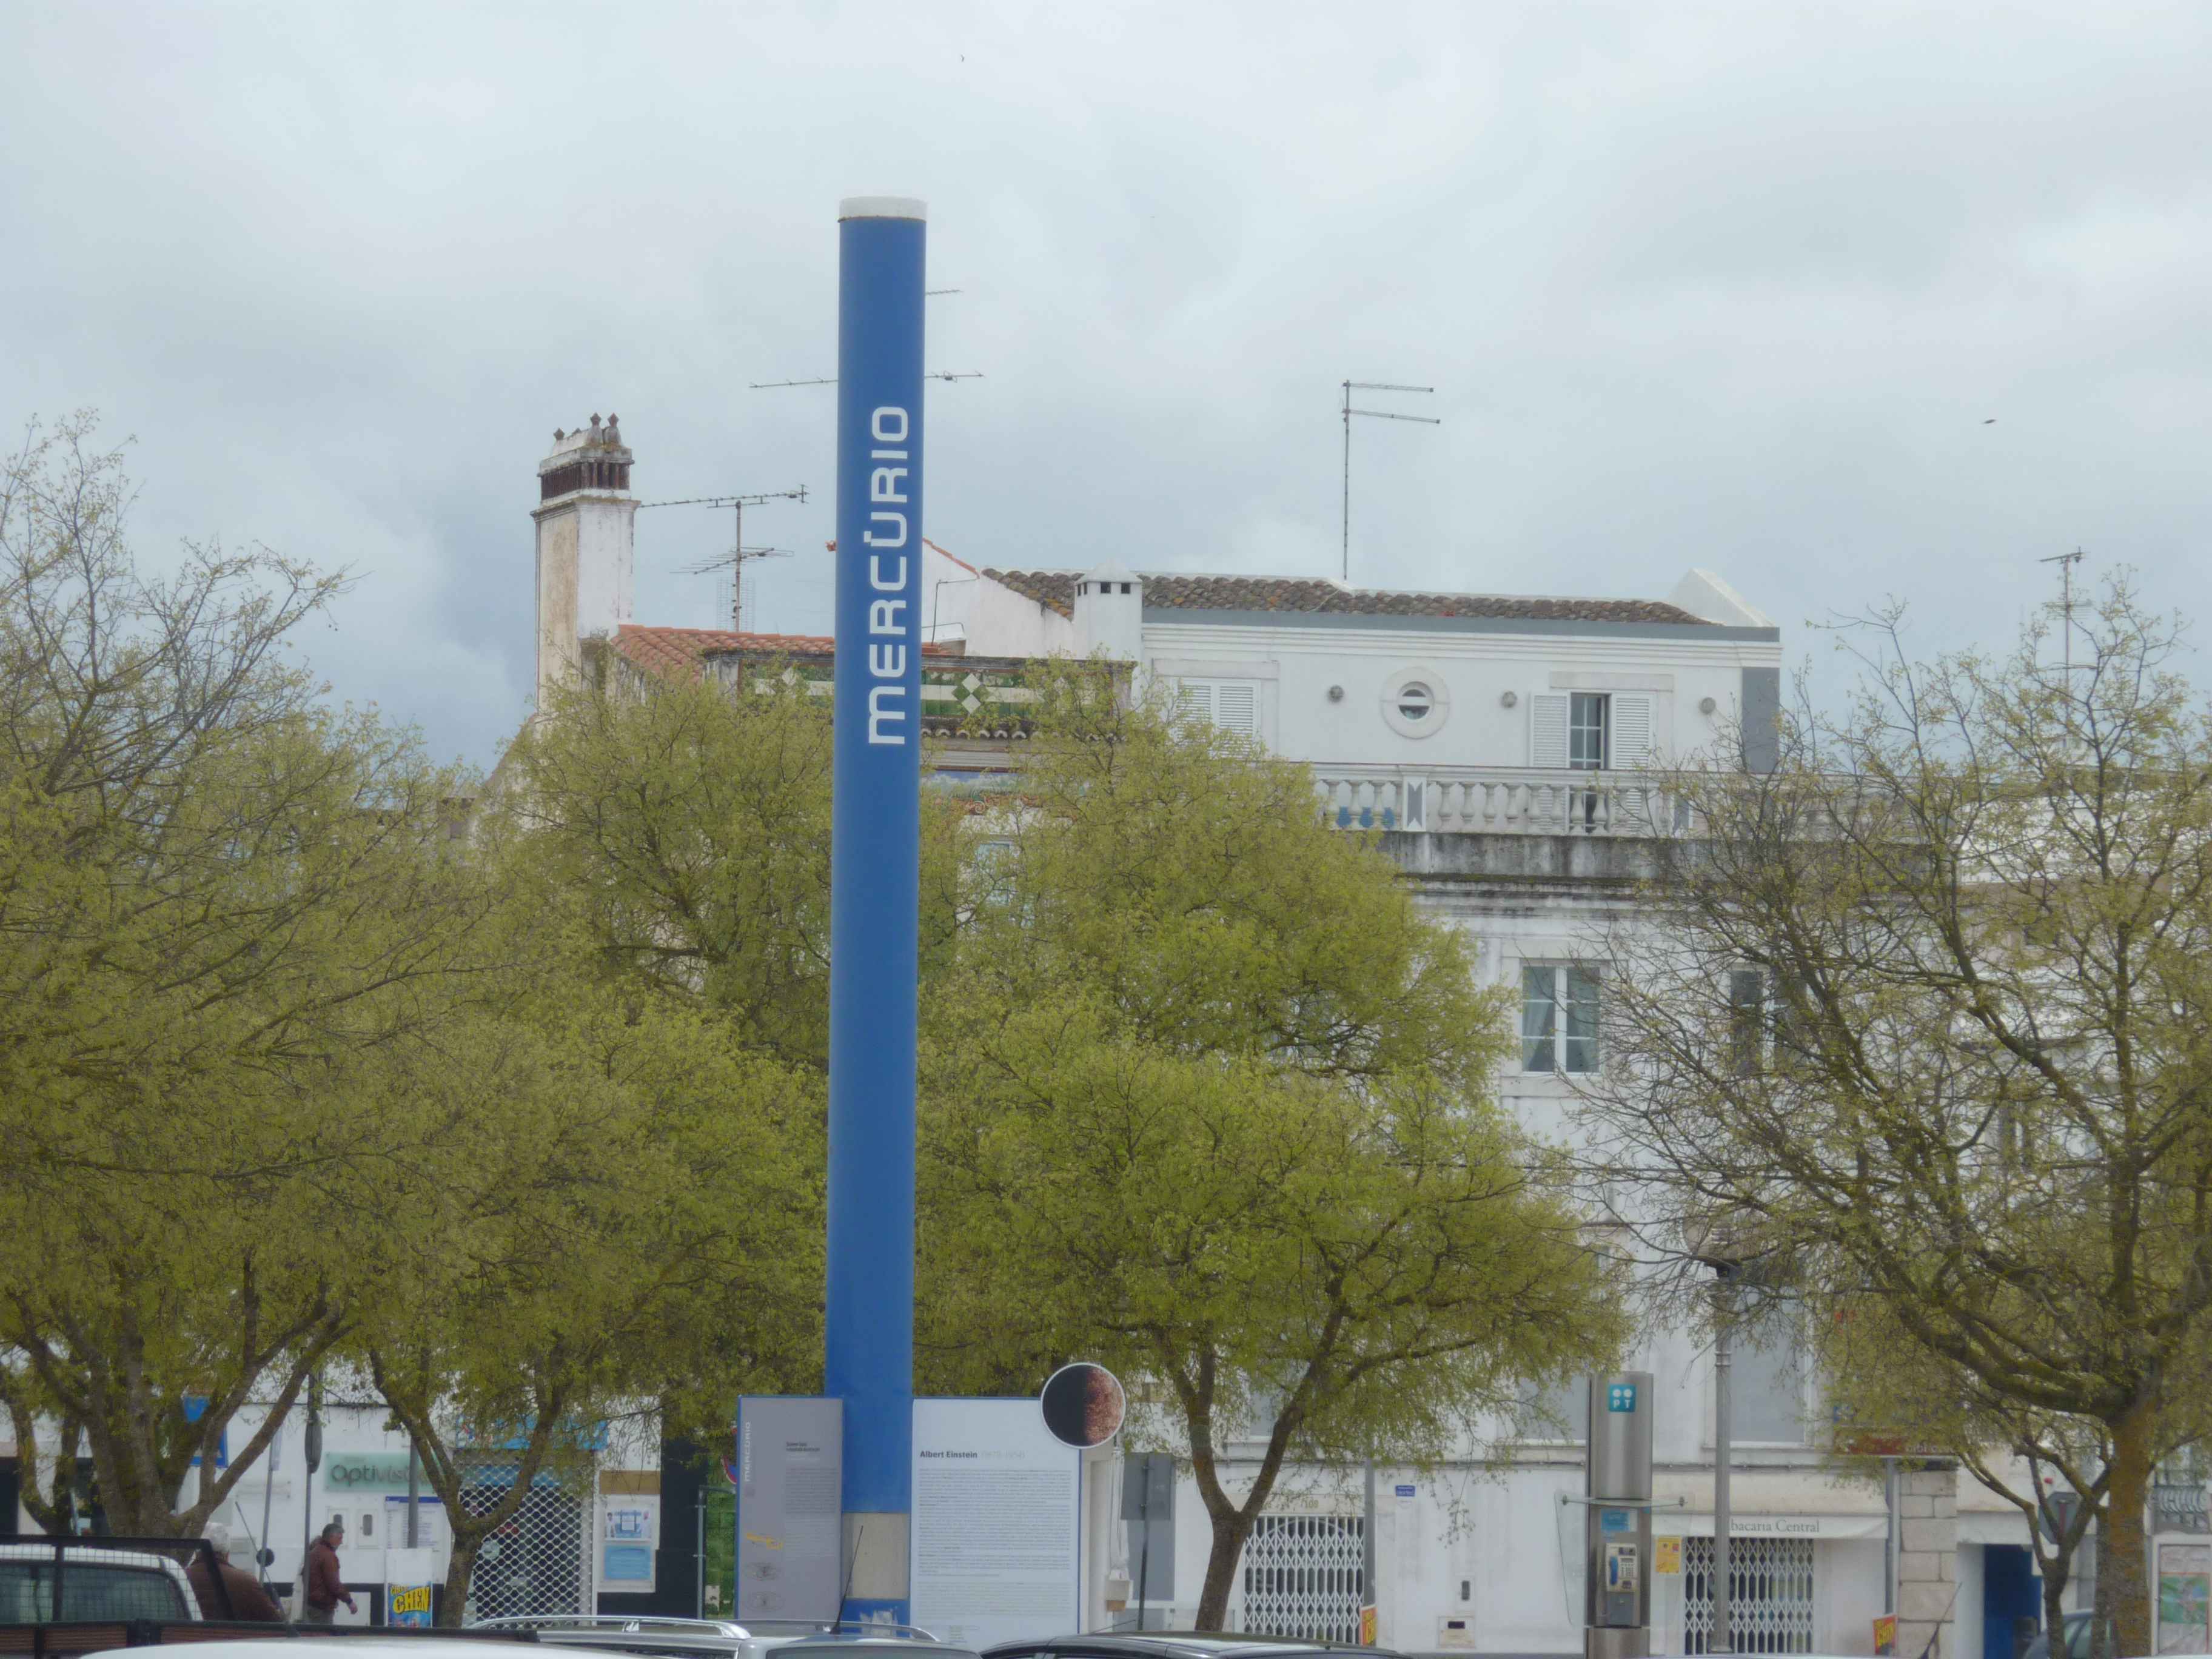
[6,3,2210,768]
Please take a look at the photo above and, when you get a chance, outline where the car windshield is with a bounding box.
[775,1647,979,1659]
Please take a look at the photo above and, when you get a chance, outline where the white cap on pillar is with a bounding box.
[839,196,928,221]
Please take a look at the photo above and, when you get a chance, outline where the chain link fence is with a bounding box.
[457,1462,595,1622]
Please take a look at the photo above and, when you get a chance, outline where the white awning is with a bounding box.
[1658,1513,1888,1541]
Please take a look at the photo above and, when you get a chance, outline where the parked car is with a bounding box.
[0,1540,203,1623]
[472,1616,953,1659]
[2023,1612,2116,1659]
[93,1643,564,1658]
[771,1640,974,1659]
[982,1634,1402,1659]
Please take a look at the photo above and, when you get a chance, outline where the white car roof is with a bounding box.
[95,1646,570,1659]
[0,1544,187,1564]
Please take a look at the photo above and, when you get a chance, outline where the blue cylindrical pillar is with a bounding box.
[826,195,925,1624]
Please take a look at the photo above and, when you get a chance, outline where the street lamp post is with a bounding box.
[1712,1264,1735,1657]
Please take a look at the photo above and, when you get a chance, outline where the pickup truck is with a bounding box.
[0,1538,206,1623]
[0,1540,688,1658]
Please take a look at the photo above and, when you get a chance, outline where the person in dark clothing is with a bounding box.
[301,1521,356,1624]
[188,1523,286,1622]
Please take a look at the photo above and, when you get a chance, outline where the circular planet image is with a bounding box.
[1040,1361,1127,1449]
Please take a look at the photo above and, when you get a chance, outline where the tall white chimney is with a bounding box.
[1071,559,1143,663]
[532,413,636,707]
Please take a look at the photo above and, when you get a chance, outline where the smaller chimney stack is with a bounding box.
[1072,560,1144,664]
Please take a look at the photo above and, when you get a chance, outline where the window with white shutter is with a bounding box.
[1535,692,1654,770]
[1610,694,1653,769]
[1530,694,1570,769]
[1569,693,1609,769]
[1175,678,1263,742]
[1521,964,1601,1073]
[1215,682,1259,737]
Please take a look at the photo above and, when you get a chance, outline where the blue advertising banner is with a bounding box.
[826,195,925,1624]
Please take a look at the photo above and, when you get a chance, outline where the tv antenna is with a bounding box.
[751,288,976,389]
[639,488,809,632]
[1341,380,1439,584]
[749,371,983,389]
[2039,548,2089,719]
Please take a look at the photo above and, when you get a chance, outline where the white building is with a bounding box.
[926,560,2068,1659]
[515,421,2068,1657]
[1,1393,660,1624]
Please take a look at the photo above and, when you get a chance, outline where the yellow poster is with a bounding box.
[1874,1614,1899,1655]
[1359,1604,1378,1646]
[1654,1537,1682,1575]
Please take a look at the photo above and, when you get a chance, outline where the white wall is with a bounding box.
[572,495,637,642]
[927,546,1077,656]
[1957,1543,1988,1659]
[1143,618,1778,773]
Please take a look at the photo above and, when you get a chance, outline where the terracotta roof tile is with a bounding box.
[614,626,834,679]
[613,625,958,682]
[980,569,1711,626]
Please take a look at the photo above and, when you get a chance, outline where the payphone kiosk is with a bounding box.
[1585,1372,1654,1659]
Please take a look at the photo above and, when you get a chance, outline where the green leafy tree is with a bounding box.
[503,666,964,1073]
[923,688,1627,1627]
[357,974,823,1623]
[1582,582,2212,1655]
[0,414,504,1535]
[1826,1299,2143,1654]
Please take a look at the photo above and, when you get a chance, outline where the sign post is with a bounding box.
[736,1398,844,1623]
[828,193,927,1626]
[910,1399,1080,1649]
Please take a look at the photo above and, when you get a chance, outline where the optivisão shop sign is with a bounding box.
[324,1452,415,1492]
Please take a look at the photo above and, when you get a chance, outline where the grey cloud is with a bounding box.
[4,1,2208,766]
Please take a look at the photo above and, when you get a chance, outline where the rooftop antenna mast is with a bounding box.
[2039,547,2088,739]
[751,287,978,390]
[639,488,809,632]
[1341,380,1439,585]
[749,371,982,389]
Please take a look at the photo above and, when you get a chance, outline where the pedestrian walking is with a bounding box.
[301,1521,356,1624]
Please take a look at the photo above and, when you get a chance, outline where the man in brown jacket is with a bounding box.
[187,1523,286,1622]
[301,1521,356,1624]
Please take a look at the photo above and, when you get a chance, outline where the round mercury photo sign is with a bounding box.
[1039,1361,1126,1449]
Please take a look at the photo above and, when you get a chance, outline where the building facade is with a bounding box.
[521,420,2072,1657]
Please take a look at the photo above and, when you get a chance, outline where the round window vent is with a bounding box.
[1381,670,1449,739]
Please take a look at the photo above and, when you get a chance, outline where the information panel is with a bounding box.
[911,1398,1081,1649]
[736,1397,844,1623]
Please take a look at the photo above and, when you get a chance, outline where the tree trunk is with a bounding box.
[2106,1412,2155,1656]
[2045,1558,2071,1659]
[1195,1510,1256,1632]
[2093,1514,2112,1659]
[438,1533,483,1628]
[2041,1524,2080,1659]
